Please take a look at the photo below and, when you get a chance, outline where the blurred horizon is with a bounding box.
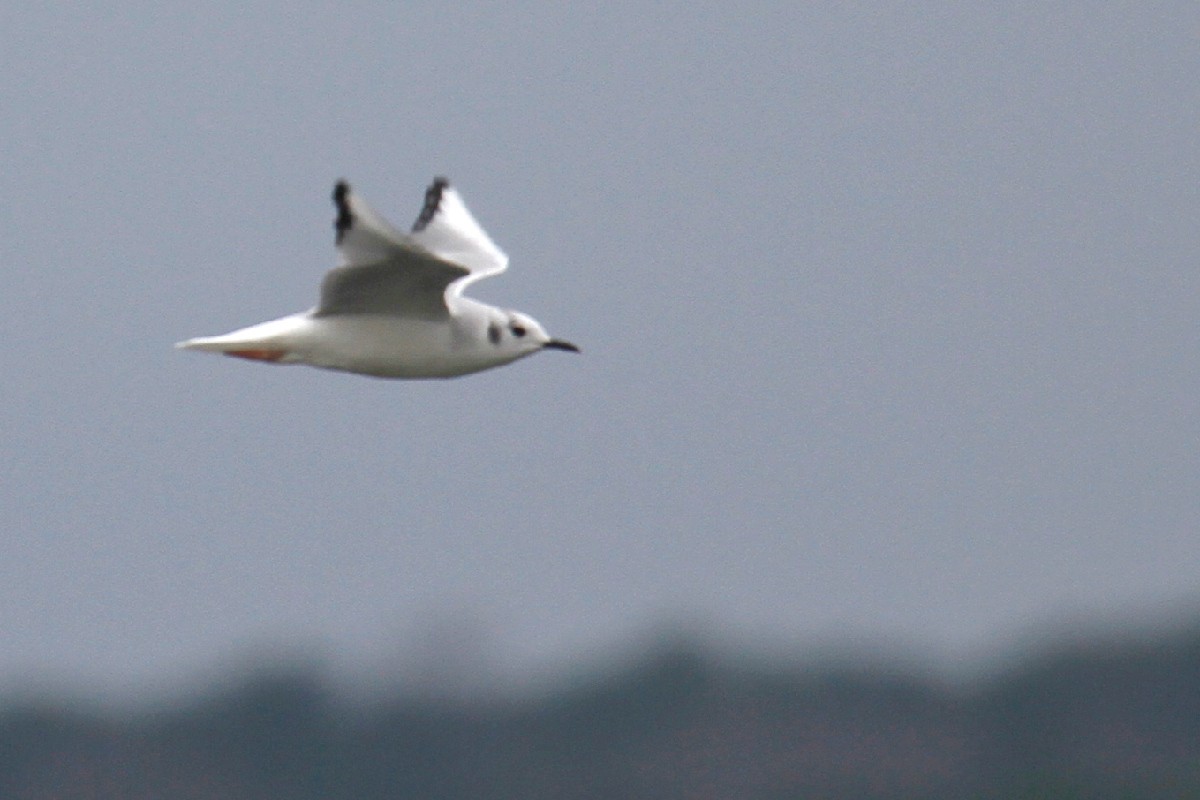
[7,598,1200,712]
[6,610,1200,798]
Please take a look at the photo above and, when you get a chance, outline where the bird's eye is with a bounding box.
[510,324,527,338]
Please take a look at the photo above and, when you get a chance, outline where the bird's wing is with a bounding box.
[316,180,470,320]
[408,177,509,297]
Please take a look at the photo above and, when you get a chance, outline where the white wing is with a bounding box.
[409,177,509,296]
[318,179,504,320]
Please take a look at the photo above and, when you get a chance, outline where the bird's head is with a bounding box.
[488,310,579,358]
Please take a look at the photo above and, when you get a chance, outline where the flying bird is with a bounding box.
[177,178,578,378]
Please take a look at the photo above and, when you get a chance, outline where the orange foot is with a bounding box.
[224,349,288,362]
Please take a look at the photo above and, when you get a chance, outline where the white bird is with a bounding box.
[177,177,578,378]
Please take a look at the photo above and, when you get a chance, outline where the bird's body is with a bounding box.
[178,178,577,378]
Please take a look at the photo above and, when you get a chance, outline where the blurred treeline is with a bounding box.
[3,623,1199,799]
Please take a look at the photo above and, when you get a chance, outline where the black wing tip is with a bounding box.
[413,176,451,232]
[333,179,353,244]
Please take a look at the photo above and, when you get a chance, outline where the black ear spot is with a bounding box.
[487,323,501,345]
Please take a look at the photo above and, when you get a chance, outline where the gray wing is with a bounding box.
[315,181,470,320]
[316,257,467,320]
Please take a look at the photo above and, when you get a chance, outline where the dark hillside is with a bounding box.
[4,628,1200,799]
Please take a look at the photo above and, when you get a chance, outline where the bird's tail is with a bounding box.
[175,334,290,363]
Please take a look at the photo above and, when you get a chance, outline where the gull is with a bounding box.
[177,177,578,378]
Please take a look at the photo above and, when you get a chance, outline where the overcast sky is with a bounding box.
[2,4,1198,701]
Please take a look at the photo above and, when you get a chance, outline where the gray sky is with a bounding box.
[3,4,1198,700]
